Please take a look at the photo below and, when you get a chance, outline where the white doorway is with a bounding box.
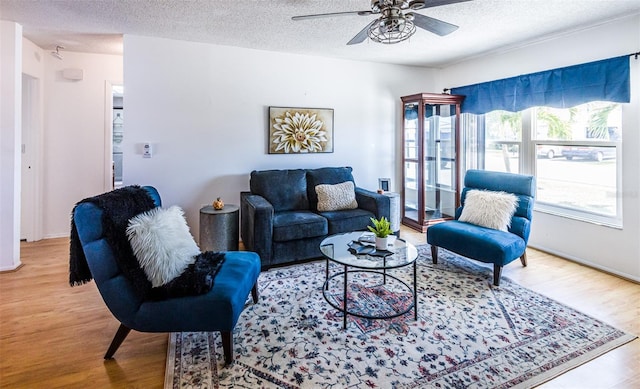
[112,85,124,188]
[104,81,124,191]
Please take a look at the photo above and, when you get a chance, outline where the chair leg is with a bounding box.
[430,245,438,264]
[221,331,233,365]
[104,323,131,359]
[493,264,502,286]
[520,251,528,267]
[251,282,259,303]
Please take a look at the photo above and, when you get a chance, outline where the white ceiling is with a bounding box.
[1,0,639,67]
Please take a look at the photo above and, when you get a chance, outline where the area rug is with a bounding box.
[165,245,636,388]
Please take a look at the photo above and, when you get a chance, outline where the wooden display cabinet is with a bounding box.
[401,93,464,232]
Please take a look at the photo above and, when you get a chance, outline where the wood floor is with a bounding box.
[1,229,638,388]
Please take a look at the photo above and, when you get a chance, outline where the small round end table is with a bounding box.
[199,204,239,252]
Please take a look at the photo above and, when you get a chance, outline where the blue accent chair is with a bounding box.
[73,186,261,365]
[427,170,536,286]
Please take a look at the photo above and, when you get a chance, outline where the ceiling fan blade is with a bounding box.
[409,13,458,36]
[412,0,473,10]
[347,20,377,45]
[292,10,372,21]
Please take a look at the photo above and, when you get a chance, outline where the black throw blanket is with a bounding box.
[69,185,225,301]
[148,251,225,301]
[69,185,156,290]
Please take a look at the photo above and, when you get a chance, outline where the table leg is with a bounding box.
[383,257,387,284]
[325,257,329,291]
[413,260,418,320]
[343,265,348,329]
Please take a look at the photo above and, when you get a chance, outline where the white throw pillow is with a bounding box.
[126,206,200,287]
[458,189,518,231]
[316,181,358,212]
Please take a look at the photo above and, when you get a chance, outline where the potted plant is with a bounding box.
[368,216,393,250]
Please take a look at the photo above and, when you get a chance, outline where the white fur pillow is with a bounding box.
[126,206,200,287]
[458,189,518,231]
[316,181,358,212]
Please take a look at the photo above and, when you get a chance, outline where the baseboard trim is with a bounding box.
[0,262,24,273]
[528,243,640,284]
[43,232,70,240]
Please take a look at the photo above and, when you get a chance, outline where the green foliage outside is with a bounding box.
[587,104,618,139]
[490,103,619,141]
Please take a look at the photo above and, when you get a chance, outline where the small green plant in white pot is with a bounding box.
[368,216,393,250]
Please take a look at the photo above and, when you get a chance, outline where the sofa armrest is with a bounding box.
[355,188,390,220]
[240,192,274,264]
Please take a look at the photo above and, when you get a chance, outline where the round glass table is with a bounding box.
[319,231,418,329]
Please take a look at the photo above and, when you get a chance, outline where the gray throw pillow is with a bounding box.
[315,181,358,212]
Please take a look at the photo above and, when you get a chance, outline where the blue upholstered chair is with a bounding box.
[72,186,261,365]
[427,170,536,286]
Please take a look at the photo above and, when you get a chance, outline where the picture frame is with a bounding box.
[378,178,391,192]
[268,106,334,154]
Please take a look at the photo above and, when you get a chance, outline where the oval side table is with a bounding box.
[199,204,239,252]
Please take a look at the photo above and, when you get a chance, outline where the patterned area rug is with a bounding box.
[165,246,636,388]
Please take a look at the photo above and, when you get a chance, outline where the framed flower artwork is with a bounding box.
[268,107,334,154]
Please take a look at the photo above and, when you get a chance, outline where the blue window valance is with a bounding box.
[451,55,631,114]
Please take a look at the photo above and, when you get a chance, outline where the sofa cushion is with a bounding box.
[319,208,375,235]
[316,181,358,212]
[250,169,309,212]
[272,211,328,242]
[307,167,355,210]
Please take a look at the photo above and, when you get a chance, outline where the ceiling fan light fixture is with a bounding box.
[292,0,462,45]
[368,14,416,44]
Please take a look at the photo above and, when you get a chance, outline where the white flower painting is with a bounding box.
[269,107,333,154]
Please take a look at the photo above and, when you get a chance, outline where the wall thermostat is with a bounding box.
[143,143,152,158]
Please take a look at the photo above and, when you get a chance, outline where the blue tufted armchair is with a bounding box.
[72,186,261,365]
[427,170,536,286]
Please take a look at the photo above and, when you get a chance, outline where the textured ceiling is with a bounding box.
[1,0,639,67]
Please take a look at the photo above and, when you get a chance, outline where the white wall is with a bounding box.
[437,14,640,281]
[0,21,22,271]
[123,35,436,240]
[41,51,123,238]
[22,38,44,78]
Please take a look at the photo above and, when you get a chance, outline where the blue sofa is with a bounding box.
[240,167,390,268]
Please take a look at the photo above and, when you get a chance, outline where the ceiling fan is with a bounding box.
[292,0,472,45]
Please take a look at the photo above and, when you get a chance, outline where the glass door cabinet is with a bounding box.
[401,93,464,232]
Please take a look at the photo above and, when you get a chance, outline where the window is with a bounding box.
[462,101,622,227]
[484,111,522,174]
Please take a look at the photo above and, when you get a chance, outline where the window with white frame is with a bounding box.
[461,101,622,227]
[451,55,631,227]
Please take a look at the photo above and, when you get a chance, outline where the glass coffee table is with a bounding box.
[319,231,418,329]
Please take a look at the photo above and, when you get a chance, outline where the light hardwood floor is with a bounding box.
[1,229,638,388]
